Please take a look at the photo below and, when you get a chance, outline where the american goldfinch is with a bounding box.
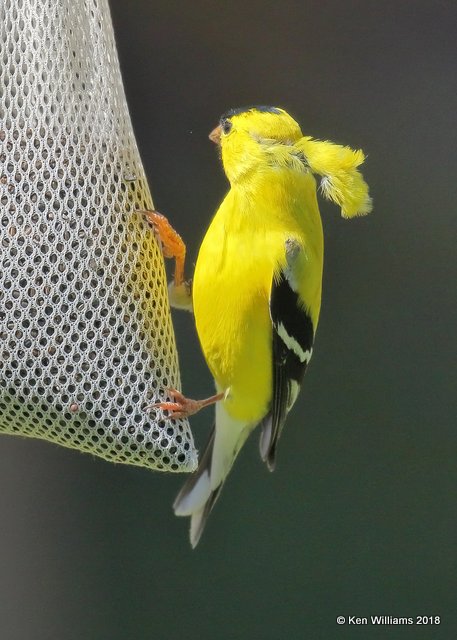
[146,106,371,547]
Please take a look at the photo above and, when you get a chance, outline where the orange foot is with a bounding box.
[142,209,186,286]
[145,388,225,420]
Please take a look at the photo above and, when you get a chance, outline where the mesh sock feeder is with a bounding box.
[0,0,197,472]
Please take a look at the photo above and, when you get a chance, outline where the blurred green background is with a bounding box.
[1,1,456,638]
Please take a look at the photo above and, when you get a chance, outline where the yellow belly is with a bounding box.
[193,172,323,423]
[194,235,274,422]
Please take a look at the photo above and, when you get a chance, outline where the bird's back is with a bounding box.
[193,168,323,424]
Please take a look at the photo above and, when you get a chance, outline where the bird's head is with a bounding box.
[208,105,372,217]
[209,106,303,184]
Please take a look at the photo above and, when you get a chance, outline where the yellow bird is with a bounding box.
[146,106,372,547]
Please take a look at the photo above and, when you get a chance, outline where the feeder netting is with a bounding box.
[0,0,197,472]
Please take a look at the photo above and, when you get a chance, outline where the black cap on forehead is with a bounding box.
[220,105,281,122]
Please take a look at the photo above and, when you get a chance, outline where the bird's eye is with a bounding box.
[221,119,232,135]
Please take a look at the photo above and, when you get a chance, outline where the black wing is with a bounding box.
[260,241,315,470]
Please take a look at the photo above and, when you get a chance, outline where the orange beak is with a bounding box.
[208,125,222,145]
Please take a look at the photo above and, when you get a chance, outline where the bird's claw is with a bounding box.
[142,209,186,286]
[144,388,225,420]
[144,388,201,420]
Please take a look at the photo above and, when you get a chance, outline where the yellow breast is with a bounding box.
[193,170,323,423]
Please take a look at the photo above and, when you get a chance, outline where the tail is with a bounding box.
[295,136,372,218]
[173,402,249,548]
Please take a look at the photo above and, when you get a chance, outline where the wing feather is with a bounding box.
[260,241,315,470]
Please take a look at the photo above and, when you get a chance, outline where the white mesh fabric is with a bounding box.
[0,0,197,472]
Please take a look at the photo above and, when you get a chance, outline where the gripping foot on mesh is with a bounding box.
[145,388,225,420]
[142,209,193,311]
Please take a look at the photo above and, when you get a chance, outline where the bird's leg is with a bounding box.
[143,209,186,284]
[144,388,225,420]
[141,209,193,310]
